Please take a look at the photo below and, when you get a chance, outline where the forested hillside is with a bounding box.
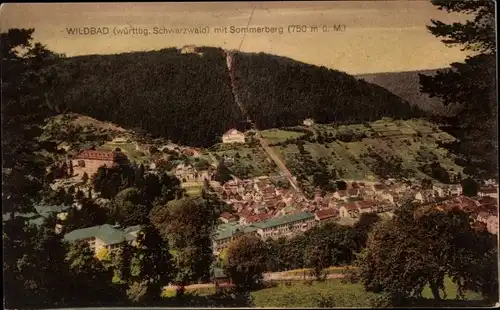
[44,47,244,147]
[356,69,462,116]
[44,47,425,147]
[232,52,425,129]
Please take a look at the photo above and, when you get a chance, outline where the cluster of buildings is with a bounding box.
[211,177,499,254]
[417,194,498,234]
[173,163,214,183]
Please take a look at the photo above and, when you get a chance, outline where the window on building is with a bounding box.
[78,160,85,167]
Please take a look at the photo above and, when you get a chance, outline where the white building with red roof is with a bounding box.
[222,129,245,144]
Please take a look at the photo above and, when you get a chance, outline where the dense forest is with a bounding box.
[43,47,244,147]
[232,52,425,129]
[43,47,424,147]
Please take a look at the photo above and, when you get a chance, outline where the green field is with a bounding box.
[209,143,280,178]
[98,141,147,163]
[260,129,305,143]
[166,276,485,308]
[271,118,463,183]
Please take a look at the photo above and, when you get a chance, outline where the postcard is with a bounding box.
[1,1,498,308]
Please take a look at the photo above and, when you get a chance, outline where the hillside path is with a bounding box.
[224,51,305,197]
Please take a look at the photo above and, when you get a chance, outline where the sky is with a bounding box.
[0,1,471,74]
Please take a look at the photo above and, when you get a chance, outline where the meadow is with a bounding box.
[265,118,463,184]
[163,276,485,308]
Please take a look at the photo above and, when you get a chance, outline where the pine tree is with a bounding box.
[2,28,60,216]
[419,1,496,179]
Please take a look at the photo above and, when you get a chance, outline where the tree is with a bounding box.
[2,28,61,217]
[3,217,71,308]
[352,203,498,305]
[110,188,150,226]
[335,180,347,191]
[304,241,331,281]
[214,162,233,184]
[111,244,133,284]
[149,197,217,286]
[65,241,125,305]
[92,165,135,199]
[75,189,85,201]
[461,178,479,197]
[127,225,173,302]
[225,235,267,291]
[352,212,381,251]
[419,1,497,179]
[64,199,108,232]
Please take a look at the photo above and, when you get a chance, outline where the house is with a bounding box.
[303,118,315,127]
[174,163,211,182]
[212,267,233,290]
[432,184,447,198]
[414,191,427,203]
[372,183,388,193]
[253,212,316,240]
[333,190,348,201]
[315,208,337,222]
[357,200,376,214]
[432,183,462,198]
[63,224,141,256]
[3,204,74,233]
[222,129,246,144]
[478,186,498,199]
[486,215,498,235]
[476,212,491,223]
[219,212,237,223]
[449,184,463,196]
[478,196,498,213]
[279,205,298,216]
[180,44,199,54]
[34,204,74,233]
[379,191,395,204]
[238,208,255,225]
[245,213,271,225]
[72,148,129,178]
[339,203,359,218]
[212,223,258,254]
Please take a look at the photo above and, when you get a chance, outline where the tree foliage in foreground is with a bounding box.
[225,235,268,291]
[2,28,61,216]
[419,0,497,179]
[352,203,498,306]
[149,197,217,286]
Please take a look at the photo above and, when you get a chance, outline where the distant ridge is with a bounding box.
[356,69,462,117]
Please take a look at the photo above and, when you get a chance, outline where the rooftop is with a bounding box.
[74,149,128,161]
[223,128,244,136]
[64,224,138,245]
[252,212,314,230]
[214,223,258,241]
[315,208,337,220]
